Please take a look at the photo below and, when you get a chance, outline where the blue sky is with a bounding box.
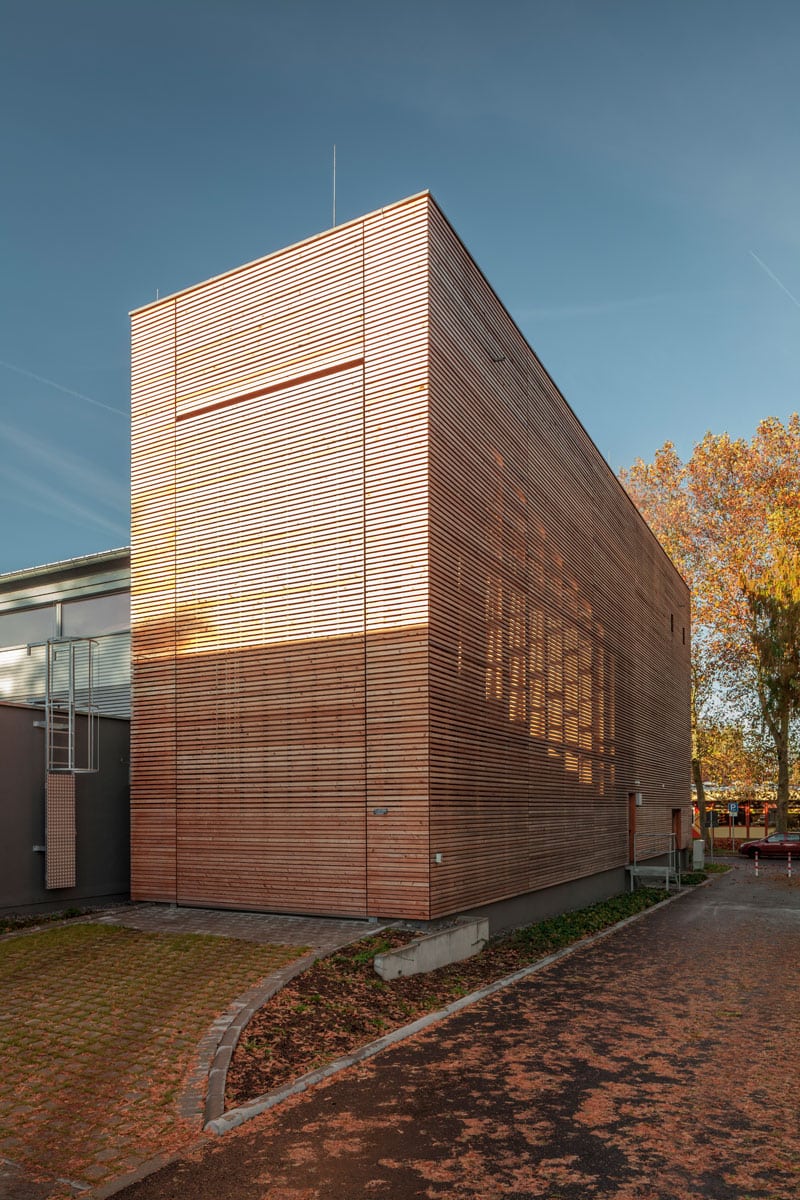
[1,0,799,572]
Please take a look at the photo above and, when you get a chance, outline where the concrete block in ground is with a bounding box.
[374,920,489,980]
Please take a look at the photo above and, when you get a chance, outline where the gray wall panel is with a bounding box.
[0,703,130,914]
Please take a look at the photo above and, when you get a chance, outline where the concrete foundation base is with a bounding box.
[453,867,629,936]
[374,918,489,979]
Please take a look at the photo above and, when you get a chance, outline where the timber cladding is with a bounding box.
[427,203,689,916]
[130,192,690,920]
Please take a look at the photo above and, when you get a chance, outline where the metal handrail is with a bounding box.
[631,831,681,887]
[41,637,99,774]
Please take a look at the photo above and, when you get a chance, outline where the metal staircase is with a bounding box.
[45,637,99,773]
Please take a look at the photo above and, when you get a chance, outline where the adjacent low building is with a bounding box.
[129,192,691,928]
[0,549,131,913]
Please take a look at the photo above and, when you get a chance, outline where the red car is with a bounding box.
[739,832,800,858]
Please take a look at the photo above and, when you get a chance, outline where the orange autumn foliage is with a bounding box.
[620,415,800,831]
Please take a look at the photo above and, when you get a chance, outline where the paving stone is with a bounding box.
[0,905,374,1191]
[111,861,800,1200]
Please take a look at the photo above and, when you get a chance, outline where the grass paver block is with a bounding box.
[0,923,298,1192]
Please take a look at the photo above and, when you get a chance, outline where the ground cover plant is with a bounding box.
[226,886,676,1106]
[0,904,90,935]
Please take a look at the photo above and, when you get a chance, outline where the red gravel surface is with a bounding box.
[116,860,800,1200]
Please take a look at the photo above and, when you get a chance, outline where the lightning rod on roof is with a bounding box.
[332,144,336,227]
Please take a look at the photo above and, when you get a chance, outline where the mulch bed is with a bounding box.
[225,888,671,1107]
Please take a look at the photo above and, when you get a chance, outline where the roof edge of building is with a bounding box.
[0,546,131,589]
[129,190,434,317]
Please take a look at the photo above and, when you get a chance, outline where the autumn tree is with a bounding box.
[617,441,716,833]
[696,720,771,793]
[620,415,800,832]
[742,551,800,827]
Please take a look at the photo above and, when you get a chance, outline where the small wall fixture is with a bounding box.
[433,852,443,865]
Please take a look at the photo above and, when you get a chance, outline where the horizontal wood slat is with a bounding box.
[427,201,690,916]
[131,195,434,917]
[130,192,690,921]
[175,225,364,420]
[130,301,177,901]
[363,202,431,917]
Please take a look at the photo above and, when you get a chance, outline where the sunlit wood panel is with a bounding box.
[131,197,434,916]
[174,364,367,914]
[130,192,690,921]
[175,224,364,420]
[130,301,177,900]
[427,200,691,917]
[363,197,431,919]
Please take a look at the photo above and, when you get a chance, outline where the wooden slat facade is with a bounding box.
[427,201,690,916]
[130,192,690,919]
[130,302,177,900]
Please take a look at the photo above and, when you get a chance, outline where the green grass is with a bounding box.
[349,936,397,965]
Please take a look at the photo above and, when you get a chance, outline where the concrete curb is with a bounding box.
[86,885,711,1195]
[182,951,317,1126]
[88,924,394,1199]
[88,1144,203,1200]
[205,884,701,1136]
[374,917,488,980]
[190,923,393,1126]
[0,1154,92,1197]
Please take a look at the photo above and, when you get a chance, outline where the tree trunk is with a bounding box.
[775,711,790,834]
[692,756,708,847]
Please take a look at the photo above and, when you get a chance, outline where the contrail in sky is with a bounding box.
[749,251,800,309]
[0,420,128,511]
[0,358,127,416]
[0,459,129,536]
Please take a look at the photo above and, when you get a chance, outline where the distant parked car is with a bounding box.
[739,833,800,858]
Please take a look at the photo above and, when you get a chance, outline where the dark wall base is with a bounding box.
[455,867,628,936]
[2,894,131,918]
[0,703,130,916]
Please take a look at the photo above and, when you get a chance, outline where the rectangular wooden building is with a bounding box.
[130,192,690,924]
